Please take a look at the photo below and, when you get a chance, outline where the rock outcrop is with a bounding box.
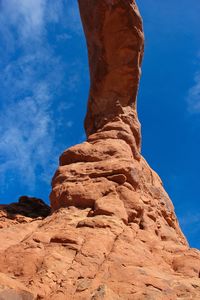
[0,196,50,229]
[0,1,200,299]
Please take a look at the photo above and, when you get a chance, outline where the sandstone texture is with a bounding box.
[0,0,200,299]
[0,196,50,229]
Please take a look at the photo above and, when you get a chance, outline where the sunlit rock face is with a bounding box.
[0,1,200,299]
[50,0,185,243]
[79,0,144,144]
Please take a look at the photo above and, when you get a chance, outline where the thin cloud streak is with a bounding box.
[180,212,200,226]
[0,0,81,194]
[187,72,200,114]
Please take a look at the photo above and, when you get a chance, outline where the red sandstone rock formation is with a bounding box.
[0,1,200,299]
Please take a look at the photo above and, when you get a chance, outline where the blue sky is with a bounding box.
[0,1,199,249]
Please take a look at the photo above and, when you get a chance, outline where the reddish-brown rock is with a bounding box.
[78,0,144,147]
[0,196,50,229]
[0,206,200,299]
[0,1,200,299]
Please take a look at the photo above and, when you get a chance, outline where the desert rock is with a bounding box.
[0,1,200,299]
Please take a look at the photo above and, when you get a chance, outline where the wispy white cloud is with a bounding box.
[180,212,200,227]
[0,0,46,54]
[0,0,81,194]
[57,33,72,41]
[0,87,54,187]
[187,72,200,113]
[0,61,58,190]
[186,51,200,113]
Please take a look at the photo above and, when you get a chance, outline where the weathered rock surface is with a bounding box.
[0,196,50,229]
[0,0,200,299]
[0,207,200,299]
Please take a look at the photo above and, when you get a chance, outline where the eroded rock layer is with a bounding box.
[0,207,200,299]
[79,0,144,148]
[0,1,200,299]
[50,0,185,245]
